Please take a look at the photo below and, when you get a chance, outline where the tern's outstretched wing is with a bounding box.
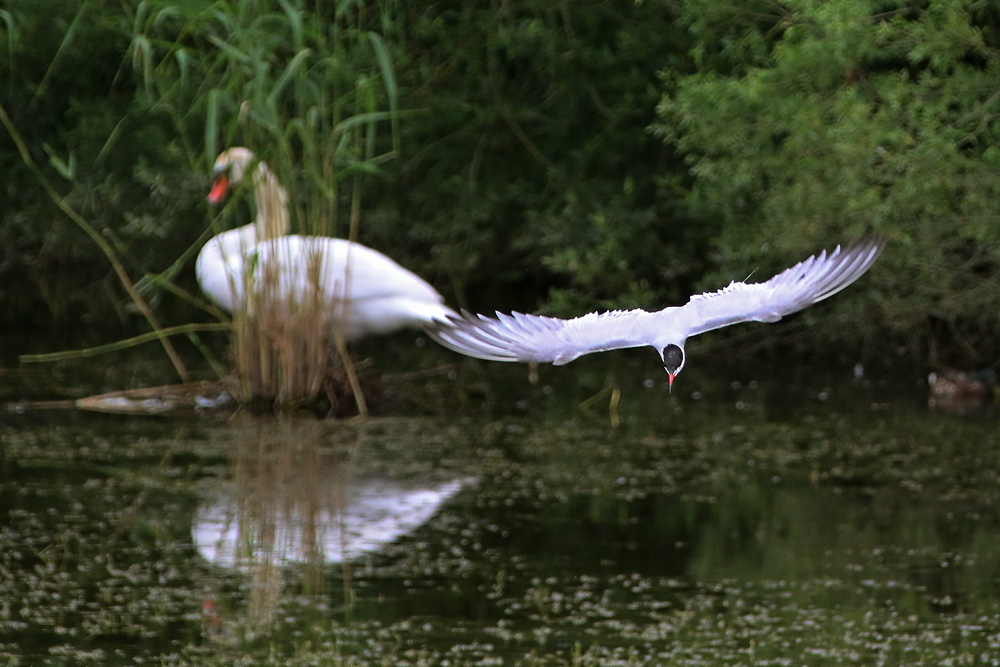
[427,308,659,365]
[676,237,884,338]
[428,238,884,365]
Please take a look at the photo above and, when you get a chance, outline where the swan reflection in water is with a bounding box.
[193,476,469,567]
[190,419,472,637]
[191,419,472,569]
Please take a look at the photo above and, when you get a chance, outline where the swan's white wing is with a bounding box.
[252,236,445,304]
[246,236,456,338]
[677,238,884,338]
[427,308,660,365]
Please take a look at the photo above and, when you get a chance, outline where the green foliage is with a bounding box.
[6,0,1000,374]
[656,0,1000,366]
[0,0,203,327]
[130,0,402,239]
[381,1,695,315]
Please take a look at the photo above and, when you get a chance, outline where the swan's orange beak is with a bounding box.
[207,174,230,204]
[667,372,675,393]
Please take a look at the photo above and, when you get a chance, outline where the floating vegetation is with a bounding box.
[74,382,234,416]
[2,368,1000,665]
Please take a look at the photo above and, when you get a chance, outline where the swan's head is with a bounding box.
[661,344,684,392]
[207,147,255,204]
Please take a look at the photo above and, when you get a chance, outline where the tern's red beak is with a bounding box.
[207,174,230,204]
[667,372,675,393]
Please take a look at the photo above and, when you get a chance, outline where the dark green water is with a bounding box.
[2,352,1000,665]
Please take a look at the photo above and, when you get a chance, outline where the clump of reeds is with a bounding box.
[229,244,345,409]
[230,287,331,409]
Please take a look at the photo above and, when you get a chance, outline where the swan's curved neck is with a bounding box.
[249,161,289,241]
[196,156,291,312]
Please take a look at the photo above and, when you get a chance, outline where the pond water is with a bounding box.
[2,346,1000,665]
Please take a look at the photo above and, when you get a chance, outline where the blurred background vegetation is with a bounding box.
[2,0,999,378]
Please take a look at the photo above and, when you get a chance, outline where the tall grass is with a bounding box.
[130,0,402,410]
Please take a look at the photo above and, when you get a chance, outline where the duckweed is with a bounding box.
[2,366,1000,665]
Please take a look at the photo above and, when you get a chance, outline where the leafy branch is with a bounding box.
[0,104,191,381]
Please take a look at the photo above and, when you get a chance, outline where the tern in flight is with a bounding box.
[428,238,884,390]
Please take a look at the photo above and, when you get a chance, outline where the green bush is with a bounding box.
[381,1,695,315]
[656,0,1000,367]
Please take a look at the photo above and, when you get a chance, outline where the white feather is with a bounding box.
[427,239,884,375]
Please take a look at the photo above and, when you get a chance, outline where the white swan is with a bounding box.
[196,148,457,341]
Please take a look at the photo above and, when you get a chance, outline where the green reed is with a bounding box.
[131,0,402,411]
